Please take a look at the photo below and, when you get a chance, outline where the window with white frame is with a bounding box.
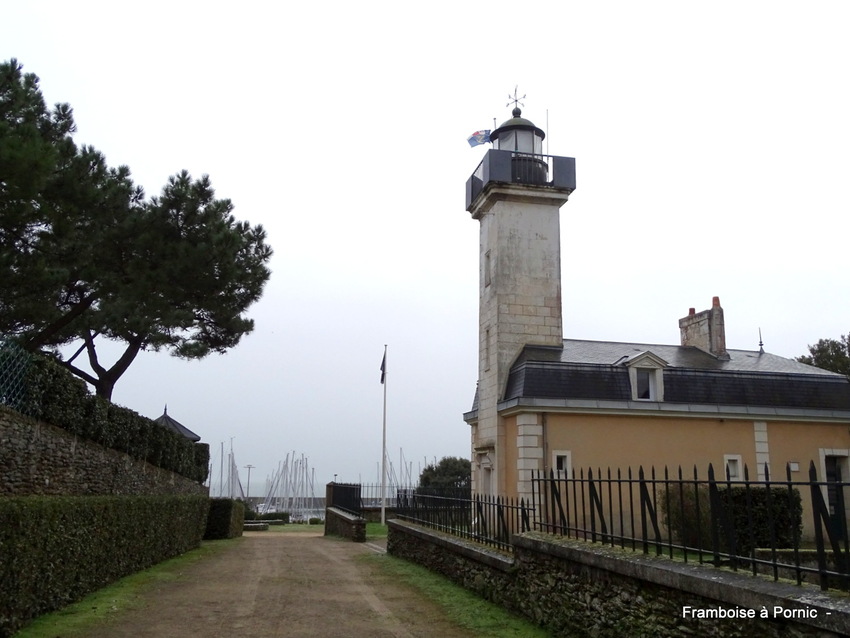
[636,368,655,400]
[552,450,572,478]
[820,450,850,516]
[723,454,743,481]
[625,352,667,402]
[476,450,494,495]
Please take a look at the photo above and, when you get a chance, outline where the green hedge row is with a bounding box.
[244,510,291,523]
[17,354,209,483]
[205,498,245,539]
[0,494,210,638]
[662,484,803,554]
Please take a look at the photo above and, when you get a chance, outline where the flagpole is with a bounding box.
[381,344,388,525]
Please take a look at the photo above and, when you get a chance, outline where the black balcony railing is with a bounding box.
[465,149,576,212]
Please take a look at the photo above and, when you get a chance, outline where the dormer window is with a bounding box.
[622,351,667,402]
[636,368,655,399]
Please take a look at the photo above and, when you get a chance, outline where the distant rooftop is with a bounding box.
[154,407,201,442]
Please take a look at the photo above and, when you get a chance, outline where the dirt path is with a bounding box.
[81,531,476,638]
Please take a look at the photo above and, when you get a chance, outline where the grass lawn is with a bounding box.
[363,552,551,637]
[366,521,388,539]
[12,539,238,638]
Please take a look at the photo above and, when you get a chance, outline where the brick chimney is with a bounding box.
[679,296,729,359]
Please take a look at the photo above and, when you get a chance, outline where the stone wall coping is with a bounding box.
[389,519,514,573]
[325,507,366,542]
[515,532,850,635]
[327,506,365,522]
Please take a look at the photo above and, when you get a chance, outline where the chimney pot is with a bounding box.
[712,296,721,307]
[689,308,695,316]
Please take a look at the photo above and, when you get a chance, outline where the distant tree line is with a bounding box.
[797,335,850,376]
[418,456,471,490]
[0,59,272,399]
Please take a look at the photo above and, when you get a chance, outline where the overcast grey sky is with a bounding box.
[4,1,850,494]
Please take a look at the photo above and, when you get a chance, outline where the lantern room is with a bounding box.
[489,106,546,155]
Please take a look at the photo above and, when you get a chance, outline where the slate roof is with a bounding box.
[516,339,841,375]
[154,408,201,442]
[501,339,850,412]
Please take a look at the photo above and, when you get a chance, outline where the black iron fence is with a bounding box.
[395,487,530,552]
[532,462,849,592]
[390,462,849,592]
[359,483,418,509]
[325,482,362,516]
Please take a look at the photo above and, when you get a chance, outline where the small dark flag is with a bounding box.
[380,353,386,384]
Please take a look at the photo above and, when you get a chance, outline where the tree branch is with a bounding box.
[23,292,97,351]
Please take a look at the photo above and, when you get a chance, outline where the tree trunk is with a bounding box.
[64,332,145,400]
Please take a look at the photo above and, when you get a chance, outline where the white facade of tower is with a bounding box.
[464,107,575,497]
[469,183,569,496]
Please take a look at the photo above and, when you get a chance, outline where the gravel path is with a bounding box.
[80,531,475,638]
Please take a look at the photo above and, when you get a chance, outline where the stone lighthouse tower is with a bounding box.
[464,104,575,495]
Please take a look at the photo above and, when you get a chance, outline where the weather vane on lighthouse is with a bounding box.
[507,86,526,110]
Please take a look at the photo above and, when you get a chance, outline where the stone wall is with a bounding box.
[388,520,850,638]
[324,507,366,542]
[0,404,207,496]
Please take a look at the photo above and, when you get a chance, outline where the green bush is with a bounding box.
[244,510,291,523]
[14,354,208,483]
[205,498,244,539]
[661,483,712,549]
[662,483,802,555]
[0,494,209,638]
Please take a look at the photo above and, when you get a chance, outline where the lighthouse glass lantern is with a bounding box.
[465,101,575,211]
[490,107,547,184]
[491,107,545,155]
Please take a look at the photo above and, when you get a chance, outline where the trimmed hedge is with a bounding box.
[0,494,210,638]
[15,353,208,483]
[662,484,803,554]
[244,510,291,523]
[205,498,245,539]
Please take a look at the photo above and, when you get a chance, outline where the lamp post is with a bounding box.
[244,464,254,505]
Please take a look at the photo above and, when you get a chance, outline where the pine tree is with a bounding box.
[1,59,273,399]
[797,336,850,376]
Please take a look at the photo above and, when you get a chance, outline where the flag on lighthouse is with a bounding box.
[467,130,491,148]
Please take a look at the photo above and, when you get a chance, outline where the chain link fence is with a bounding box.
[0,338,31,414]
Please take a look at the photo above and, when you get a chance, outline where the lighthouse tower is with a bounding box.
[464,105,575,496]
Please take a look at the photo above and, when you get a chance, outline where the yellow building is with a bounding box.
[463,106,850,538]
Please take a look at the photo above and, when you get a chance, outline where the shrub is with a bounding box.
[260,511,291,523]
[661,483,802,555]
[0,494,209,638]
[205,498,244,539]
[661,482,712,549]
